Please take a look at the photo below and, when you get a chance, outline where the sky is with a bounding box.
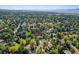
[0,5,79,11]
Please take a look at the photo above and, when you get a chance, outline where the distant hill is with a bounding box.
[52,9,79,14]
[0,8,79,14]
